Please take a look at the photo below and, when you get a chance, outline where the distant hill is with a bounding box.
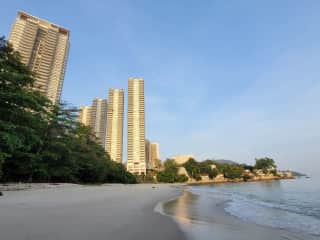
[215,159,239,165]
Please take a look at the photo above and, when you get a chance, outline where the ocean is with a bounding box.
[161,178,320,240]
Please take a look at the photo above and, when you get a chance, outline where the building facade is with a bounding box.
[148,142,160,170]
[145,139,150,169]
[78,106,92,126]
[171,155,195,165]
[127,78,146,175]
[90,98,108,148]
[9,11,70,103]
[105,89,124,163]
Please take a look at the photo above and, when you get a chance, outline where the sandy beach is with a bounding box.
[1,183,318,240]
[0,184,185,240]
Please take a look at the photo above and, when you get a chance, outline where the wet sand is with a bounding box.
[0,184,185,240]
[160,190,318,240]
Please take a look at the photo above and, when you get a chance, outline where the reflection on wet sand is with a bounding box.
[160,186,318,240]
[163,190,199,225]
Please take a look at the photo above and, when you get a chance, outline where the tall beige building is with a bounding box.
[78,106,92,126]
[90,98,108,148]
[148,142,160,170]
[127,78,146,175]
[145,139,150,168]
[105,89,124,163]
[9,11,70,103]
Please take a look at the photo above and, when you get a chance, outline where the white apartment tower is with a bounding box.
[105,89,124,163]
[9,11,70,103]
[127,78,146,175]
[148,142,160,170]
[78,106,92,126]
[90,98,108,148]
[145,139,150,168]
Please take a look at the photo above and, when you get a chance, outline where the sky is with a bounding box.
[1,0,320,176]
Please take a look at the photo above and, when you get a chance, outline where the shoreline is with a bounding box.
[159,187,318,240]
[0,184,187,240]
[186,176,295,186]
[0,176,295,192]
[1,181,317,240]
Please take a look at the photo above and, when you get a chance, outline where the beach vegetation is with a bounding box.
[183,158,201,180]
[157,159,188,183]
[176,174,188,182]
[216,163,244,179]
[241,164,254,171]
[0,38,136,184]
[154,158,162,171]
[183,159,219,180]
[254,157,276,171]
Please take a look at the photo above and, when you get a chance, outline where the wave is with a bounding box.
[189,185,320,236]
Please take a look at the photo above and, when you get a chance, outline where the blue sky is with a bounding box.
[1,1,320,175]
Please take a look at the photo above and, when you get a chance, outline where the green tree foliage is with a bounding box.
[157,170,176,183]
[175,174,188,183]
[223,164,244,179]
[0,37,50,181]
[199,162,218,179]
[157,159,188,183]
[163,159,177,170]
[157,159,178,183]
[215,163,244,179]
[254,157,276,171]
[183,158,200,180]
[241,164,254,172]
[183,158,218,180]
[0,38,136,184]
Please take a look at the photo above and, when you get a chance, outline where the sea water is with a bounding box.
[191,178,320,237]
[162,178,320,239]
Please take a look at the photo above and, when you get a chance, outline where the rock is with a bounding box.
[0,191,3,196]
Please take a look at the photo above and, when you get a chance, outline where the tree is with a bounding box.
[175,174,188,183]
[215,163,244,179]
[241,164,254,172]
[156,159,187,183]
[254,158,276,171]
[154,158,162,171]
[223,164,244,179]
[163,158,177,170]
[157,171,176,183]
[199,162,218,179]
[0,37,136,184]
[0,37,51,181]
[183,158,201,180]
[208,168,218,179]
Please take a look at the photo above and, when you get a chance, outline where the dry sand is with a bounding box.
[0,184,185,240]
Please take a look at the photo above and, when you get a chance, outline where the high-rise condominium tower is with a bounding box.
[145,139,150,169]
[148,142,160,170]
[90,98,108,148]
[105,89,124,163]
[9,11,70,103]
[78,106,92,126]
[127,78,146,175]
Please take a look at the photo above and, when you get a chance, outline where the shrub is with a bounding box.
[175,174,188,183]
[157,171,176,183]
